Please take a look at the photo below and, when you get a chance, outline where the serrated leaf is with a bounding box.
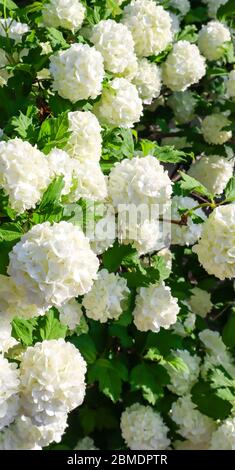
[38,176,64,212]
[88,358,128,402]
[0,223,23,241]
[45,27,68,49]
[11,111,35,140]
[191,381,232,419]
[11,317,36,346]
[37,113,71,154]
[130,363,169,405]
[225,176,235,202]
[179,172,213,199]
[39,310,67,340]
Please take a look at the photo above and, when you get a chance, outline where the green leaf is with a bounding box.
[37,113,71,154]
[217,0,235,19]
[88,358,128,402]
[179,172,213,199]
[38,176,64,212]
[0,223,23,242]
[0,0,17,10]
[39,310,67,340]
[11,111,34,140]
[130,363,169,405]
[222,309,235,347]
[225,176,235,202]
[109,324,133,348]
[177,25,198,43]
[102,242,136,272]
[69,334,97,364]
[79,407,96,434]
[191,381,232,419]
[11,317,36,346]
[45,27,68,49]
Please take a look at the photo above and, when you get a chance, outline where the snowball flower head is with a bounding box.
[133,59,162,104]
[0,18,29,41]
[122,0,173,57]
[0,138,50,214]
[66,111,102,162]
[90,19,137,76]
[108,155,172,213]
[227,70,235,98]
[165,349,200,396]
[90,203,116,255]
[201,113,232,145]
[94,78,143,128]
[83,269,130,323]
[167,91,197,124]
[188,287,213,318]
[118,216,165,255]
[169,0,190,16]
[121,403,170,450]
[49,43,104,103]
[198,21,231,61]
[171,196,207,246]
[58,299,83,330]
[210,417,235,450]
[8,221,99,308]
[20,339,87,424]
[162,41,206,92]
[0,355,20,431]
[72,161,107,202]
[171,395,216,443]
[192,204,235,280]
[0,274,46,320]
[188,155,234,195]
[202,0,228,19]
[133,281,180,332]
[42,0,85,32]
[199,329,227,358]
[75,437,98,450]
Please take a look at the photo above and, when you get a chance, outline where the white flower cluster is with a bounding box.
[0,316,18,354]
[132,59,162,104]
[0,355,20,431]
[172,312,196,338]
[188,155,234,195]
[20,339,86,425]
[121,403,170,450]
[201,113,232,145]
[198,21,231,61]
[193,204,235,280]
[42,0,85,32]
[118,216,164,255]
[75,436,98,450]
[90,20,137,77]
[49,43,104,103]
[165,349,200,396]
[202,0,228,19]
[227,70,235,98]
[83,269,130,323]
[171,196,207,246]
[199,329,235,379]
[169,0,190,16]
[210,417,235,450]
[0,18,29,41]
[8,221,99,308]
[94,78,143,128]
[171,395,216,443]
[122,0,173,58]
[0,138,50,214]
[58,299,83,330]
[66,111,102,162]
[90,202,116,255]
[162,41,206,92]
[188,287,212,318]
[133,282,180,332]
[167,91,197,124]
[108,155,172,211]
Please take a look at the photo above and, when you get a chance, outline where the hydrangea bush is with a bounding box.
[0,0,234,451]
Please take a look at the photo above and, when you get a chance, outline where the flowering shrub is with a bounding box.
[0,0,234,451]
